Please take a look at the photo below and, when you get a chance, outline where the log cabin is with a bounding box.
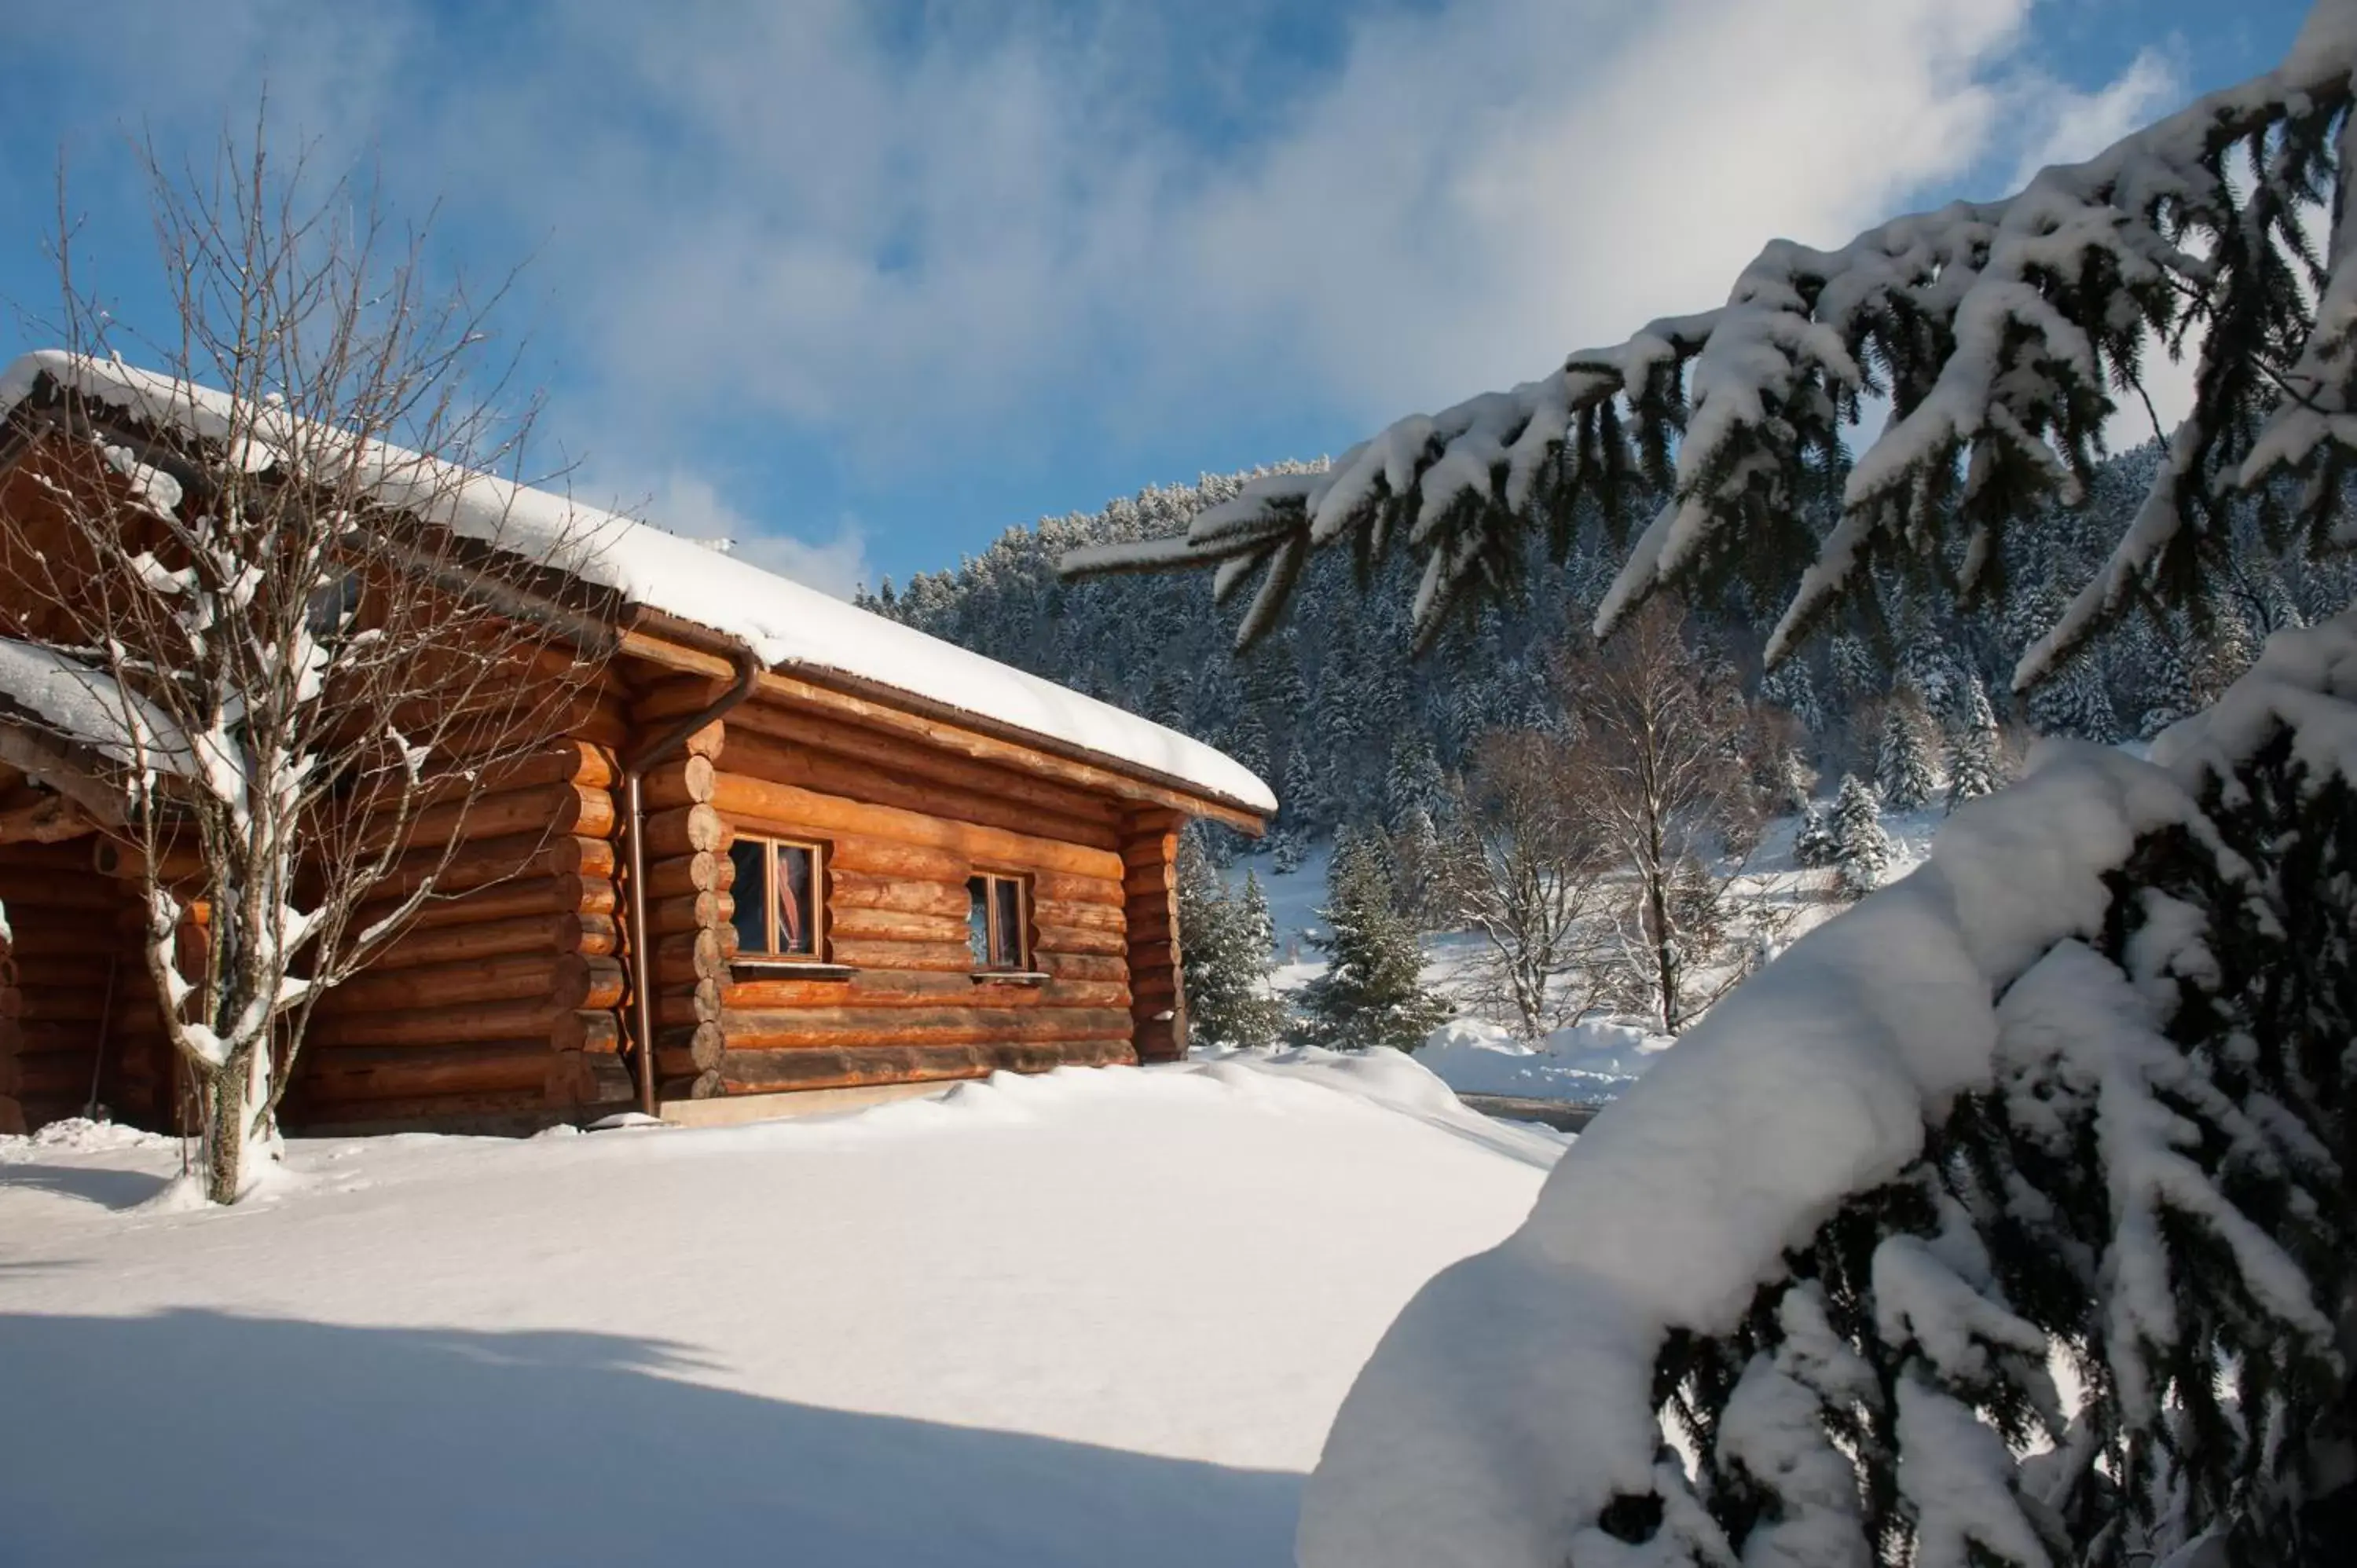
[0,351,1274,1136]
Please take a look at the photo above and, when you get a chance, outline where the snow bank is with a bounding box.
[0,352,1274,816]
[0,1054,1548,1566]
[1296,734,2206,1567]
[1414,1018,1672,1102]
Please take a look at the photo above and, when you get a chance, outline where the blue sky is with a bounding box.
[0,0,2315,595]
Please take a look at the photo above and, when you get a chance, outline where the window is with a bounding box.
[966,873,1029,971]
[730,837,823,959]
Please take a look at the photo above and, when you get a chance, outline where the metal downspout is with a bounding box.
[621,643,764,1117]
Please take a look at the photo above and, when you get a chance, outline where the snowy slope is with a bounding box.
[0,1053,1552,1567]
[0,351,1274,816]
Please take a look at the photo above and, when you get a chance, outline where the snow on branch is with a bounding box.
[1299,608,2357,1567]
[1068,2,2357,679]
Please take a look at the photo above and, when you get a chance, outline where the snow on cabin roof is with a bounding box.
[0,636,194,779]
[0,351,1277,817]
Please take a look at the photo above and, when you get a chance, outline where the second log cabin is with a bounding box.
[0,352,1274,1135]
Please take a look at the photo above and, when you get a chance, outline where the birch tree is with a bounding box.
[0,131,610,1202]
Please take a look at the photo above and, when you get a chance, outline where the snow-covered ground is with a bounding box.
[1249,800,1944,1104]
[0,1051,1555,1567]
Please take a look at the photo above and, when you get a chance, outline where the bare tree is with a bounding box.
[1557,600,1777,1034]
[0,127,610,1202]
[1439,730,1618,1040]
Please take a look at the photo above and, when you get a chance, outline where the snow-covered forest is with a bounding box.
[867,445,2348,860]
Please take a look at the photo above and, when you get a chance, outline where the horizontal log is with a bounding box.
[645,852,732,898]
[1121,835,1178,871]
[657,1020,726,1072]
[825,907,971,946]
[361,874,613,934]
[718,708,1126,829]
[363,911,595,971]
[716,731,1120,850]
[359,781,616,855]
[715,973,1131,1013]
[639,754,719,811]
[293,1041,554,1101]
[1033,923,1126,958]
[713,775,1124,881]
[650,892,733,934]
[0,876,134,913]
[823,938,981,974]
[714,1038,1135,1095]
[657,929,733,980]
[826,872,970,918]
[279,1087,551,1129]
[308,995,577,1049]
[823,837,973,883]
[557,1010,623,1055]
[377,831,616,898]
[1036,953,1127,984]
[3,921,123,958]
[320,951,624,1013]
[621,650,1266,834]
[352,738,618,813]
[544,1050,634,1109]
[645,804,727,859]
[717,1006,1136,1052]
[1032,897,1124,933]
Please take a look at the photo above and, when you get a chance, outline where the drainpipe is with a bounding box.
[621,643,764,1117]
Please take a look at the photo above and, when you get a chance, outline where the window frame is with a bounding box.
[729,834,829,963]
[966,870,1033,974]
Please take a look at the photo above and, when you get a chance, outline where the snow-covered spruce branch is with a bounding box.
[1298,611,2357,1568]
[0,133,609,1203]
[1065,4,2357,688]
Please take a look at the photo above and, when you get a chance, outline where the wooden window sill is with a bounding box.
[971,970,1051,986]
[731,959,860,980]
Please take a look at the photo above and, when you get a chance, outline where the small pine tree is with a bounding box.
[1830,773,1892,898]
[1178,840,1288,1050]
[1299,830,1451,1053]
[1943,675,2005,811]
[1875,692,1938,811]
[1793,802,1838,869]
[1774,746,1816,818]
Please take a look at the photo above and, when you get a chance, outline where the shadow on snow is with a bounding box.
[0,1307,1299,1566]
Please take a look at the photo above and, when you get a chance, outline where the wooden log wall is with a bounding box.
[644,688,1143,1099]
[288,731,634,1127]
[1120,808,1189,1063]
[0,841,171,1133]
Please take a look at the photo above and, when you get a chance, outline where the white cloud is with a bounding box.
[2006,45,2187,189]
[634,471,871,601]
[19,0,2218,511]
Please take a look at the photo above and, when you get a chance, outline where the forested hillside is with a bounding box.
[863,446,2350,852]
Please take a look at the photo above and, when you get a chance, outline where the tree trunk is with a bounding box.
[200,1040,276,1204]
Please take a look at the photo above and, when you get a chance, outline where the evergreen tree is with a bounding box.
[1943,675,2005,810]
[1792,802,1838,869]
[1177,838,1288,1050]
[1830,773,1891,898]
[1875,692,1938,811]
[1299,830,1451,1053]
[1069,13,2357,1563]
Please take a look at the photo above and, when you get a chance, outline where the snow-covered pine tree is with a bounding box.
[1177,836,1288,1050]
[1944,675,2006,810]
[1759,658,1826,743]
[1875,692,1939,811]
[1830,634,1882,705]
[1774,746,1816,818]
[2135,612,2198,739]
[1792,802,1838,869]
[1299,829,1451,1053]
[1830,773,1891,898]
[1066,9,2357,1564]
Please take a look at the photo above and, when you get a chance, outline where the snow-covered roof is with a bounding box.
[0,636,193,779]
[0,351,1276,817]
